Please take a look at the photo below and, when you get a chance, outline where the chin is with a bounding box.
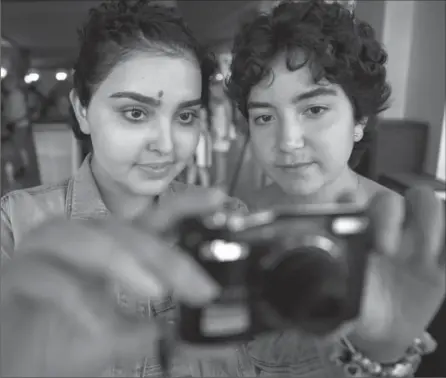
[280,178,323,197]
[129,165,182,196]
[130,177,173,196]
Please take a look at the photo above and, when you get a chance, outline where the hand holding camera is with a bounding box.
[175,187,444,364]
[177,201,371,343]
[1,187,444,376]
[0,189,225,377]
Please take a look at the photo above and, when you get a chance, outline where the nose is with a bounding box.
[277,112,305,152]
[147,116,174,154]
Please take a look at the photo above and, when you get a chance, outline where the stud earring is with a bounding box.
[353,128,364,142]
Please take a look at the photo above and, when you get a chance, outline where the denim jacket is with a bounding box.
[1,156,341,378]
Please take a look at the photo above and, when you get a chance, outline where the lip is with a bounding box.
[137,162,174,178]
[275,162,315,173]
[139,161,174,169]
[275,162,314,168]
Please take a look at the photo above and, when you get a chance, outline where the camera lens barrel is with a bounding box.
[261,244,349,335]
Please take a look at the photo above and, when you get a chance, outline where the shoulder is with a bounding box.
[1,179,70,212]
[169,181,248,213]
[358,175,401,202]
[1,179,71,250]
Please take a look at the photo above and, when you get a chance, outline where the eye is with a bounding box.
[304,106,329,118]
[178,110,198,126]
[122,107,146,122]
[253,114,275,125]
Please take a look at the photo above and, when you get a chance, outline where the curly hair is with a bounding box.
[71,0,216,140]
[228,0,391,125]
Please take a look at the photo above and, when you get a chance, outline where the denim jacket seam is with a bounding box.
[1,195,11,218]
[1,195,14,259]
[6,181,69,199]
[65,176,75,217]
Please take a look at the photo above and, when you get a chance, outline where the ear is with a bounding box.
[69,89,90,135]
[357,117,368,129]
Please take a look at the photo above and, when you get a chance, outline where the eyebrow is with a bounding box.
[109,91,202,108]
[247,87,338,110]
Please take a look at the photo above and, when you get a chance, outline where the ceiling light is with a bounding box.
[55,71,68,81]
[24,72,40,84]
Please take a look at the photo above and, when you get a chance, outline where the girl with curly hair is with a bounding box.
[227,1,444,376]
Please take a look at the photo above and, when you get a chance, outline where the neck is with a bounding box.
[274,167,362,206]
[91,157,156,220]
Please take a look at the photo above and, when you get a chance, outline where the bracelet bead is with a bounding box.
[329,333,436,377]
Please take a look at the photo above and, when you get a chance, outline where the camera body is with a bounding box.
[176,204,371,345]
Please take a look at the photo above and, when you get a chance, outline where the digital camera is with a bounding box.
[176,204,372,344]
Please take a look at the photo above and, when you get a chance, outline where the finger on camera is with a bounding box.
[404,186,445,266]
[140,188,227,232]
[336,191,361,204]
[81,218,221,304]
[15,220,167,299]
[140,244,220,305]
[367,190,405,258]
[22,219,219,305]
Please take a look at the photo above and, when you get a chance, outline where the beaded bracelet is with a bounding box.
[330,332,437,377]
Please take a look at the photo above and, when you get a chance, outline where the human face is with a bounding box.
[247,50,361,197]
[73,52,202,197]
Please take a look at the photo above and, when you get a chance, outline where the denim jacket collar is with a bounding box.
[66,154,109,219]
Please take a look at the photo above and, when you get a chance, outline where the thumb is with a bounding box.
[367,191,405,258]
[134,188,227,234]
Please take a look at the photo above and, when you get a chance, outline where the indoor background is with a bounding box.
[1,0,445,375]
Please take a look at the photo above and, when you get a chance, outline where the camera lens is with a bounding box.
[262,245,348,335]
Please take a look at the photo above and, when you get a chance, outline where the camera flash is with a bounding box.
[332,217,368,235]
[210,240,247,262]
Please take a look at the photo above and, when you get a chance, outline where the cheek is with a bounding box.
[88,113,147,161]
[173,127,200,160]
[250,127,276,163]
[309,121,355,164]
